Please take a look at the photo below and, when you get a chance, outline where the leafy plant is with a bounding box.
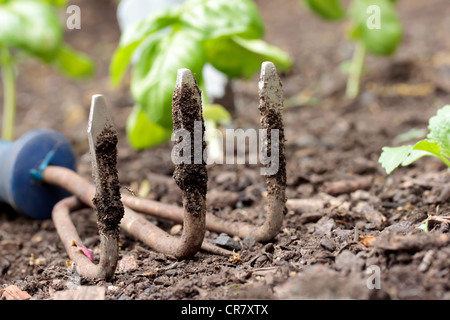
[110,0,292,150]
[301,0,403,99]
[379,105,450,174]
[0,0,94,140]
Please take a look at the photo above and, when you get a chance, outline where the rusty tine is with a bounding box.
[52,95,125,280]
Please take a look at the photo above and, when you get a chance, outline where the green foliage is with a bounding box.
[203,104,231,125]
[0,0,93,76]
[111,0,292,150]
[303,0,346,20]
[349,0,402,56]
[379,105,450,174]
[0,0,94,140]
[301,0,403,98]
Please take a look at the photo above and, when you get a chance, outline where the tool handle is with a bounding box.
[0,129,76,219]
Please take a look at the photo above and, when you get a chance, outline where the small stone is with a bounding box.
[209,233,242,250]
[242,236,256,249]
[117,254,138,273]
[170,224,183,235]
[320,238,336,252]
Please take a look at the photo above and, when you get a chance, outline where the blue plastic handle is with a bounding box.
[0,129,76,220]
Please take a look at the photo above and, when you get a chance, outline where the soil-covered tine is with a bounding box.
[122,69,208,259]
[171,68,208,257]
[254,61,287,240]
[88,94,125,278]
[52,95,124,280]
[190,61,286,241]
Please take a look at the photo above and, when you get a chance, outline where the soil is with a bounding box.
[2,0,450,301]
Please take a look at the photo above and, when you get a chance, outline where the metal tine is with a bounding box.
[53,95,124,280]
[123,68,208,259]
[88,94,115,191]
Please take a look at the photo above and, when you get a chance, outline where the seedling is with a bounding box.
[302,0,403,99]
[110,0,292,150]
[379,105,450,175]
[0,0,94,140]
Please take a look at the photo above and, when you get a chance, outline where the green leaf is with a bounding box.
[204,35,292,79]
[416,219,429,232]
[43,0,67,7]
[51,45,95,79]
[203,104,231,125]
[131,29,205,128]
[379,139,450,174]
[427,105,450,158]
[349,0,402,56]
[110,8,181,86]
[379,144,413,174]
[126,107,172,150]
[181,0,264,40]
[0,1,62,61]
[302,0,346,21]
[401,140,441,166]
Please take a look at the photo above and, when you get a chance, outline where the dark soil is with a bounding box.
[2,0,450,301]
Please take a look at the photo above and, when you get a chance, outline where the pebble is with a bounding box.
[117,254,138,273]
[209,233,242,250]
[242,236,256,249]
[319,238,336,252]
[170,224,183,235]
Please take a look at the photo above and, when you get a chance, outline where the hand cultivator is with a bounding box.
[0,62,286,280]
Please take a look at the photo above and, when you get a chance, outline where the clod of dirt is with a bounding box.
[92,125,124,238]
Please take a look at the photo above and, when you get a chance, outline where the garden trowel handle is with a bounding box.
[0,129,77,220]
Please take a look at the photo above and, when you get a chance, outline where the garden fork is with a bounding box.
[49,74,228,279]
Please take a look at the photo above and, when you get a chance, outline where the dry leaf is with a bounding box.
[359,235,376,247]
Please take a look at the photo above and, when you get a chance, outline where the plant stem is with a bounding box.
[346,42,366,99]
[1,46,16,140]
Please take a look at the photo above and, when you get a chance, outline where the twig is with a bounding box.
[321,176,373,195]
